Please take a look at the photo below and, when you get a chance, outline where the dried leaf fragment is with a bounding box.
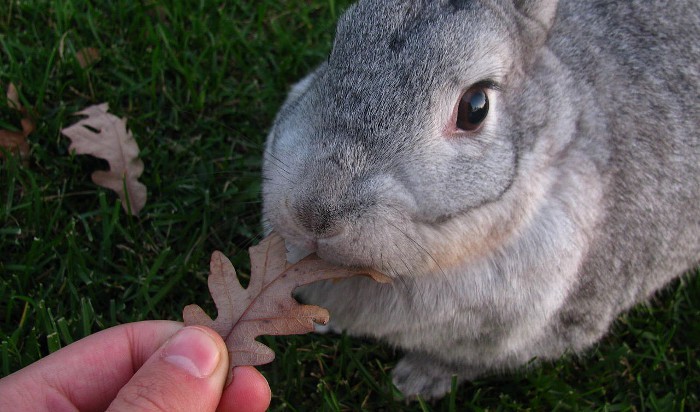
[61,103,147,215]
[0,83,33,160]
[76,47,101,68]
[6,83,20,110]
[184,232,389,377]
[0,128,31,159]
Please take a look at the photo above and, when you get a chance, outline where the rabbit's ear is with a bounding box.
[514,0,558,31]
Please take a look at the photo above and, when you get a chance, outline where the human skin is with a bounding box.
[0,321,271,412]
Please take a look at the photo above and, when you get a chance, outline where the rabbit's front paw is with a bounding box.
[392,353,464,400]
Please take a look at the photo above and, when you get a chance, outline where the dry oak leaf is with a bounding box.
[184,232,390,375]
[0,83,33,160]
[61,103,147,216]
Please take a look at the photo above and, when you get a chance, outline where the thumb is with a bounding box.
[108,326,229,412]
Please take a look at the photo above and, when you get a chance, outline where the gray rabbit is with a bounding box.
[261,0,700,399]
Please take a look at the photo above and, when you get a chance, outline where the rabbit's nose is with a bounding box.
[292,198,344,238]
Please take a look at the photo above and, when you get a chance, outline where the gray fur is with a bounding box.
[262,0,700,399]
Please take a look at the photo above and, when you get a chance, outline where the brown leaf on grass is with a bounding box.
[184,232,390,378]
[0,130,30,159]
[61,103,147,215]
[0,83,33,160]
[76,47,101,68]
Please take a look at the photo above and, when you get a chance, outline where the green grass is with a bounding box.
[1,1,698,410]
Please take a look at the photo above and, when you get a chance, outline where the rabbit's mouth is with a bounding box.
[272,213,451,280]
[283,237,316,263]
[281,235,393,285]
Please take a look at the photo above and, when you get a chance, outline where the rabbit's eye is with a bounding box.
[456,87,489,131]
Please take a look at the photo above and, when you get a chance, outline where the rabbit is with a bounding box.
[261,0,700,400]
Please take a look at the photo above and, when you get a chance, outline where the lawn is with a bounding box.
[1,1,698,410]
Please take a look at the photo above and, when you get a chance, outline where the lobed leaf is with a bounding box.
[184,232,389,378]
[61,103,147,215]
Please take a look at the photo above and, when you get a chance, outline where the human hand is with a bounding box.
[0,321,271,411]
